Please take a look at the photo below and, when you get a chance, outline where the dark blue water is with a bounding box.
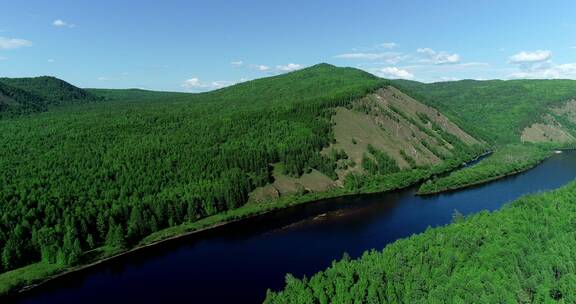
[11,151,576,304]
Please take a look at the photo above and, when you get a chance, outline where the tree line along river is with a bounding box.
[10,151,576,304]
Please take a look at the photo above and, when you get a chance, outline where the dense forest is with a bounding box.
[0,76,101,117]
[393,79,576,144]
[3,64,576,299]
[264,78,576,304]
[0,64,395,279]
[265,180,576,303]
[0,82,48,116]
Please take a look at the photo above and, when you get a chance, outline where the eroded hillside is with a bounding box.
[521,99,576,144]
[393,79,576,145]
[250,86,483,202]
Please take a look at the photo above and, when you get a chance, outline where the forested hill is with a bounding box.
[0,76,101,117]
[0,82,47,116]
[0,64,483,293]
[0,64,385,275]
[86,88,188,102]
[393,79,576,145]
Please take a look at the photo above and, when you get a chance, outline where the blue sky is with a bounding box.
[1,0,575,91]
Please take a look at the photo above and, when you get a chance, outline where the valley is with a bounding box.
[5,2,576,303]
[1,64,576,303]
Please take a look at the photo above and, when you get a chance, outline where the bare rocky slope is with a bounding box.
[250,85,483,202]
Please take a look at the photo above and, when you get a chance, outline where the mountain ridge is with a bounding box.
[0,63,485,295]
[0,76,101,117]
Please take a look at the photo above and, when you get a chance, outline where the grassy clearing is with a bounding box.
[0,263,62,295]
[327,87,483,172]
[521,117,576,143]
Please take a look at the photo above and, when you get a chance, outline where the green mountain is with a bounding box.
[86,88,188,102]
[4,65,576,299]
[266,77,576,303]
[394,79,576,145]
[391,79,576,194]
[0,82,47,115]
[0,76,101,117]
[0,64,483,294]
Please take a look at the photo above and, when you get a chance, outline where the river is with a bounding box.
[12,151,576,303]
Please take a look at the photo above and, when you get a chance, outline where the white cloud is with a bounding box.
[210,80,235,88]
[416,48,461,65]
[181,77,203,88]
[374,67,414,79]
[181,77,237,91]
[509,50,552,64]
[53,19,65,26]
[230,60,244,67]
[334,52,407,65]
[505,50,573,79]
[53,19,75,28]
[336,52,391,60]
[0,36,32,50]
[378,42,397,49]
[457,62,490,67]
[508,63,576,79]
[439,76,461,82]
[247,64,270,71]
[276,63,304,72]
[351,42,398,52]
[335,53,384,60]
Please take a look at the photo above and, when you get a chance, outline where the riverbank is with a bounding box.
[417,145,553,195]
[264,178,576,303]
[10,150,576,303]
[0,152,479,299]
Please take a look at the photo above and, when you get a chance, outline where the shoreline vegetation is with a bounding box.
[3,145,566,299]
[1,152,481,298]
[264,178,576,303]
[1,147,569,301]
[417,145,554,195]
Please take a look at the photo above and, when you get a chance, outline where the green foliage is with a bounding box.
[418,144,550,194]
[394,79,576,144]
[265,181,576,303]
[0,76,101,117]
[0,64,386,275]
[362,144,399,175]
[0,82,47,116]
[0,76,100,105]
[345,149,481,193]
[2,146,473,296]
[399,150,416,167]
[85,88,186,102]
